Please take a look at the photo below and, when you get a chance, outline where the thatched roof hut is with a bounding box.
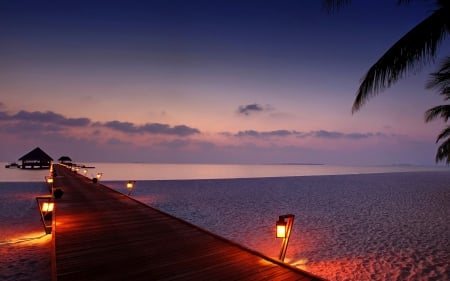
[58,156,72,163]
[19,147,53,169]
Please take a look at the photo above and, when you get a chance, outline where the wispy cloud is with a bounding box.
[0,110,91,126]
[0,109,200,137]
[306,130,387,139]
[102,120,200,136]
[235,130,301,137]
[230,129,388,139]
[237,103,273,116]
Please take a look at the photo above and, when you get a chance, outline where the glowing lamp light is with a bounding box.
[96,172,103,179]
[275,214,295,262]
[36,196,55,234]
[126,180,136,196]
[42,202,54,212]
[83,169,88,175]
[276,218,287,238]
[46,177,54,184]
[126,181,134,189]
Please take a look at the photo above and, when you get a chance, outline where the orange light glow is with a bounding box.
[46,178,53,184]
[96,173,103,179]
[42,202,54,212]
[126,181,134,189]
[276,223,286,238]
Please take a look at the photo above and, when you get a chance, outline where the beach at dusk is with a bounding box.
[2,0,450,280]
[1,165,450,280]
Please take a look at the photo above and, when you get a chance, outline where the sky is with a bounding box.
[1,0,449,165]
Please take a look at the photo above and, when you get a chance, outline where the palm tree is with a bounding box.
[324,0,450,163]
[425,56,450,163]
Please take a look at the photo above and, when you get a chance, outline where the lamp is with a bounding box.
[93,172,103,183]
[126,180,136,196]
[46,177,54,184]
[42,202,54,212]
[276,217,287,238]
[45,176,54,193]
[275,214,295,262]
[36,196,55,234]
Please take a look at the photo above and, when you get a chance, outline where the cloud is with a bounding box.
[235,130,301,137]
[307,130,387,139]
[102,120,200,136]
[0,109,200,137]
[230,129,388,140]
[0,110,91,126]
[237,103,273,116]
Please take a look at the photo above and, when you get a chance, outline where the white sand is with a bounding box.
[109,171,450,281]
[2,171,450,281]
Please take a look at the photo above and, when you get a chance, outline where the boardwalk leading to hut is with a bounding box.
[51,164,325,281]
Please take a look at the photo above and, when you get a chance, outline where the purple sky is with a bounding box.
[1,0,449,165]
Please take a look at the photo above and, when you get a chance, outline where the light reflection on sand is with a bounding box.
[107,171,450,281]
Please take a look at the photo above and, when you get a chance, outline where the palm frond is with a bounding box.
[426,56,450,99]
[435,137,450,163]
[425,104,450,122]
[436,126,450,143]
[352,8,448,113]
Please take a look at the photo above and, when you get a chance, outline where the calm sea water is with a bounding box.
[0,162,447,182]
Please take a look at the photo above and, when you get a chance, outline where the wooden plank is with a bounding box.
[51,164,326,281]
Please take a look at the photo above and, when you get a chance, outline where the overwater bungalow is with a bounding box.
[58,156,73,166]
[18,147,53,169]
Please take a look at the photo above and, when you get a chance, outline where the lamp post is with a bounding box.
[36,196,55,234]
[45,176,54,193]
[93,172,103,183]
[276,214,295,262]
[126,180,136,196]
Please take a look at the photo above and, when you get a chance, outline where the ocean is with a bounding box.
[1,162,447,181]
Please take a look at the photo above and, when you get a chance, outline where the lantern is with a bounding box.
[275,214,295,262]
[36,196,55,234]
[42,202,54,212]
[126,180,136,196]
[276,217,287,238]
[126,181,134,189]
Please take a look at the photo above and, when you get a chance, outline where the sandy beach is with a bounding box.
[109,171,450,281]
[1,170,450,281]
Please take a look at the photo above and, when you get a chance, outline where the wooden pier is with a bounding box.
[51,164,325,281]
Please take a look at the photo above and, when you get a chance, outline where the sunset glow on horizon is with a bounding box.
[1,0,448,165]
